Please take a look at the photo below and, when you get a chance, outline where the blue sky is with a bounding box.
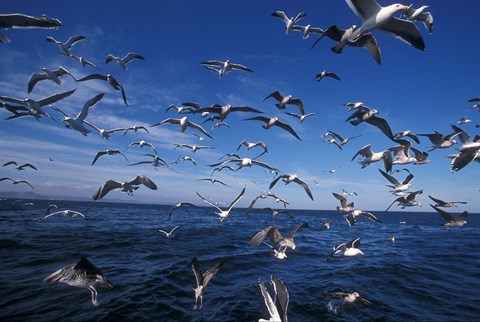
[0,0,479,212]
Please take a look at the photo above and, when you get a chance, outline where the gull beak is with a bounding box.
[359,250,365,255]
[403,5,412,11]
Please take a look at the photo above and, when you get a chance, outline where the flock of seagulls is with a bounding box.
[0,0,477,319]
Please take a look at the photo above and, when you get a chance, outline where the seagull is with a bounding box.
[322,219,333,230]
[174,144,214,153]
[170,155,197,166]
[61,53,99,69]
[328,291,373,305]
[129,154,169,170]
[122,125,150,136]
[151,116,213,139]
[192,104,263,121]
[106,52,145,70]
[346,209,382,226]
[401,4,433,34]
[327,237,364,261]
[271,10,306,34]
[378,168,414,193]
[345,0,425,51]
[126,140,157,154]
[270,174,314,201]
[191,257,225,310]
[91,149,128,165]
[332,192,355,212]
[2,161,37,171]
[325,138,343,150]
[92,174,158,200]
[82,123,125,139]
[237,140,268,159]
[346,107,394,140]
[0,177,34,189]
[312,24,381,64]
[324,167,342,174]
[52,93,104,136]
[76,73,128,106]
[352,144,392,173]
[390,139,417,164]
[208,157,278,173]
[392,168,410,174]
[325,130,361,146]
[262,242,289,259]
[196,178,231,187]
[211,122,230,131]
[258,276,289,322]
[284,112,316,123]
[385,189,423,211]
[28,67,75,93]
[263,91,305,115]
[292,23,324,38]
[200,60,253,78]
[167,202,197,221]
[431,205,468,227]
[166,103,197,114]
[0,13,62,43]
[261,207,295,220]
[417,130,459,152]
[250,223,309,250]
[457,117,471,125]
[314,70,341,82]
[428,195,467,208]
[41,209,86,220]
[342,188,357,196]
[42,257,112,307]
[343,101,370,111]
[211,165,235,176]
[0,88,76,119]
[157,225,180,238]
[244,116,301,141]
[46,35,85,56]
[196,187,245,222]
[450,145,480,172]
[411,147,431,165]
[394,130,420,144]
[45,204,59,215]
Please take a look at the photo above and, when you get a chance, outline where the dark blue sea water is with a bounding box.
[0,198,479,322]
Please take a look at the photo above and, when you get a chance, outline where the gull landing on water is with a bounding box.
[196,187,245,222]
[43,257,112,307]
[191,257,225,310]
[258,276,289,322]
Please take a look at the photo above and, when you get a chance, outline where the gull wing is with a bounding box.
[327,130,344,142]
[191,257,203,287]
[365,115,394,141]
[91,150,108,165]
[271,276,289,322]
[227,187,246,211]
[385,197,404,212]
[64,35,86,48]
[457,211,469,221]
[292,177,314,200]
[379,169,400,185]
[406,190,423,201]
[269,175,286,190]
[288,222,308,239]
[294,12,306,23]
[129,174,157,190]
[0,13,62,29]
[123,52,145,63]
[27,73,48,93]
[0,96,26,105]
[431,205,454,222]
[381,17,425,51]
[92,180,123,200]
[347,237,361,249]
[352,144,372,160]
[327,242,347,261]
[402,173,414,185]
[351,33,382,65]
[186,120,214,139]
[345,0,382,21]
[272,119,301,141]
[251,159,278,172]
[332,192,347,206]
[259,280,281,322]
[196,192,222,213]
[263,91,283,103]
[229,63,253,72]
[76,73,107,82]
[37,88,77,106]
[200,60,225,67]
[428,195,446,207]
[271,11,288,22]
[360,211,382,223]
[250,226,277,246]
[77,93,104,121]
[202,260,225,287]
[42,262,78,284]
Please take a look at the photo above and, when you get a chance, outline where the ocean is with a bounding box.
[0,198,478,322]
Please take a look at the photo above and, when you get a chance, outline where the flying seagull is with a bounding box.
[270,174,314,201]
[314,70,341,82]
[157,225,180,238]
[345,0,425,51]
[345,209,382,226]
[0,13,62,43]
[208,157,278,173]
[346,106,394,140]
[352,144,393,173]
[191,104,263,121]
[41,209,86,220]
[284,112,316,123]
[0,177,34,189]
[385,189,423,212]
[263,91,305,115]
[417,130,459,152]
[174,144,214,153]
[2,161,37,171]
[250,223,309,250]
[28,67,75,93]
[92,174,157,200]
[428,195,467,208]
[196,178,231,187]
[312,24,381,64]
[151,116,213,139]
[327,237,364,261]
[191,257,225,310]
[401,4,433,34]
[91,149,128,165]
[271,10,306,34]
[237,140,268,159]
[244,116,301,141]
[167,202,198,221]
[292,23,324,39]
[46,35,85,56]
[200,60,253,78]
[394,130,420,144]
[332,192,355,212]
[42,257,112,307]
[431,205,468,227]
[76,73,128,106]
[258,276,289,322]
[196,187,245,222]
[106,52,145,70]
[378,168,414,193]
[52,93,104,136]
[126,140,157,154]
[61,53,99,69]
[325,130,361,146]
